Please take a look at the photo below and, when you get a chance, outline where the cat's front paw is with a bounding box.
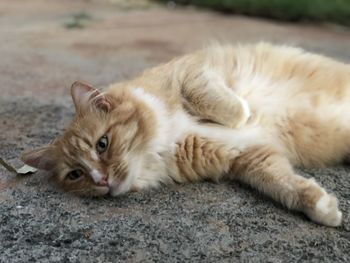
[305,192,342,227]
[228,95,251,129]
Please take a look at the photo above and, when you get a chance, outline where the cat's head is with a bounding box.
[21,81,156,197]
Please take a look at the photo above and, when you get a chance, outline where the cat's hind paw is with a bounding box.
[305,193,342,227]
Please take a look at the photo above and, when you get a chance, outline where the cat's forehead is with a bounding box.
[55,125,94,157]
[56,111,111,154]
[64,134,92,152]
[64,111,107,139]
[54,136,90,168]
[72,111,105,131]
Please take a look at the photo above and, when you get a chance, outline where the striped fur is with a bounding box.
[22,43,350,226]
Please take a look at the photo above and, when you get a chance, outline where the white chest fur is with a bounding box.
[127,87,270,190]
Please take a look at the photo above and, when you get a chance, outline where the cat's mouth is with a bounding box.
[96,180,108,187]
[84,175,112,196]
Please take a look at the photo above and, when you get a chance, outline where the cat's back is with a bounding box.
[208,43,350,115]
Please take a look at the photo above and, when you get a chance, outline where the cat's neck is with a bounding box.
[130,87,193,154]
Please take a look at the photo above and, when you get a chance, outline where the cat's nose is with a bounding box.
[96,175,108,186]
[90,169,108,186]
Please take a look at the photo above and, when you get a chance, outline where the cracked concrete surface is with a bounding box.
[0,0,350,262]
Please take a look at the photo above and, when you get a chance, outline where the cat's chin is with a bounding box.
[91,186,110,197]
[108,178,125,197]
[107,178,133,197]
[108,184,127,197]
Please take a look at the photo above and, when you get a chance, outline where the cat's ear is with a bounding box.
[21,146,55,171]
[71,81,111,113]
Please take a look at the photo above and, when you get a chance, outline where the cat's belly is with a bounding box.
[272,101,350,167]
[235,75,350,167]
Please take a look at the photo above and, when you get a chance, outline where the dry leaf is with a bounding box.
[0,157,17,173]
[0,157,37,175]
[16,164,37,175]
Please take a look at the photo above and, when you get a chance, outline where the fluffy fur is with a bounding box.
[22,43,350,227]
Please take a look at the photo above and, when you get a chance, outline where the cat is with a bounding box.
[21,42,350,227]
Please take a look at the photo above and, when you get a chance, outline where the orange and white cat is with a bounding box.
[22,43,350,227]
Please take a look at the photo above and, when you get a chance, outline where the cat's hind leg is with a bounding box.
[175,135,342,226]
[231,146,342,227]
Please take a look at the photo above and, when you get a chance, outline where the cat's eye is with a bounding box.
[96,135,108,154]
[67,169,83,181]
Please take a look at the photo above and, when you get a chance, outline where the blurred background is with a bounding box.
[158,0,350,26]
[1,0,349,99]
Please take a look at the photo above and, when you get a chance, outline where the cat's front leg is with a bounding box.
[175,134,240,182]
[231,146,342,227]
[181,68,250,129]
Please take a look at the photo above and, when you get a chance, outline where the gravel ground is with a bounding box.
[0,1,350,262]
